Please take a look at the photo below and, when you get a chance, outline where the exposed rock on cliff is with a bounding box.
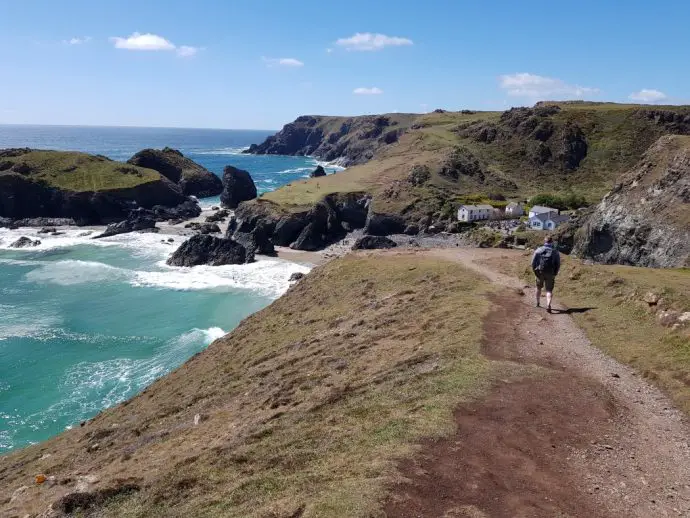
[0,149,189,224]
[167,234,252,266]
[244,114,417,167]
[220,165,258,209]
[128,147,223,198]
[573,135,690,267]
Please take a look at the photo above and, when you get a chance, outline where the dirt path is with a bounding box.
[384,248,690,518]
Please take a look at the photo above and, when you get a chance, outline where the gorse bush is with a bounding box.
[529,192,588,211]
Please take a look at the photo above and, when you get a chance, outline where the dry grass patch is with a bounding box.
[1,253,500,517]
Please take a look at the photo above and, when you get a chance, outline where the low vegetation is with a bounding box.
[0,150,161,192]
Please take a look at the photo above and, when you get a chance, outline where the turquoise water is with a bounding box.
[0,126,330,453]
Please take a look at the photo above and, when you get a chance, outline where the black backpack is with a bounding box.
[536,247,556,274]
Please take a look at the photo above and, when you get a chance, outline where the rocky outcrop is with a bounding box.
[185,222,221,235]
[573,135,690,267]
[244,114,416,167]
[229,220,275,256]
[352,236,397,250]
[227,193,371,251]
[167,235,252,266]
[94,210,157,239]
[206,209,230,223]
[128,148,223,198]
[363,212,406,236]
[9,236,41,248]
[0,149,191,225]
[310,165,327,178]
[220,166,258,209]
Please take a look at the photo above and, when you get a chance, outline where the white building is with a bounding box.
[529,211,569,230]
[528,205,558,219]
[457,204,493,222]
[505,202,524,218]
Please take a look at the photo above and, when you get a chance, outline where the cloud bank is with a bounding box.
[629,89,667,103]
[499,73,599,99]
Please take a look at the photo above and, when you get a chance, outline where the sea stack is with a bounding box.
[220,165,257,209]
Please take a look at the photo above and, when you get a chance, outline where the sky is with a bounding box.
[0,0,688,129]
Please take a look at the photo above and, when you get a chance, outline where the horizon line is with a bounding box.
[0,122,278,132]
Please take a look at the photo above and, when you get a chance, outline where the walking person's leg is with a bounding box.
[545,275,555,312]
[535,273,543,307]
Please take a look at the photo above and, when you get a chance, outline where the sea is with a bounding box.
[0,124,340,453]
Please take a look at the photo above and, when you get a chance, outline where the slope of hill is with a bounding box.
[237,102,690,252]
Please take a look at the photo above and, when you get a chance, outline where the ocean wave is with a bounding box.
[0,304,63,341]
[21,255,310,298]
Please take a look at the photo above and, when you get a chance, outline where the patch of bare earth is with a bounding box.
[384,248,690,518]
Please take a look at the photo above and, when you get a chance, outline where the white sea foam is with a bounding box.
[0,304,63,341]
[24,260,128,286]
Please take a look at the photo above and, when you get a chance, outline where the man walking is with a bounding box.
[531,236,560,313]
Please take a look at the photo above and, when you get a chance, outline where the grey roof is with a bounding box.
[530,211,569,223]
[506,202,521,208]
[459,204,493,210]
[530,205,557,214]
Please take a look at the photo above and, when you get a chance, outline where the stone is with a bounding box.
[643,292,660,305]
[232,221,275,256]
[364,211,406,236]
[220,166,257,209]
[93,210,156,239]
[352,235,398,250]
[205,209,229,223]
[289,272,305,282]
[9,236,41,248]
[310,165,327,177]
[167,234,252,266]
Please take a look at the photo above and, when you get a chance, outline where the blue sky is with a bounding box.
[1,0,688,129]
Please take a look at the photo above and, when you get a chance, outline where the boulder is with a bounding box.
[403,224,420,235]
[231,221,275,256]
[193,222,221,234]
[310,165,327,178]
[352,236,398,250]
[128,148,223,198]
[220,166,257,209]
[290,200,341,251]
[37,227,57,234]
[167,235,252,266]
[205,209,230,223]
[9,236,41,248]
[93,210,157,239]
[289,272,305,282]
[364,212,406,236]
[150,198,202,222]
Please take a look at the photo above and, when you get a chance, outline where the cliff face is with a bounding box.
[573,135,690,268]
[0,149,188,224]
[244,113,417,166]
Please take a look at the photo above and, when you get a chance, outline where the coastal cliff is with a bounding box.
[244,113,418,166]
[573,135,690,267]
[0,149,197,225]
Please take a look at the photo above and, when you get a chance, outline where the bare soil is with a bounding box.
[383,248,690,518]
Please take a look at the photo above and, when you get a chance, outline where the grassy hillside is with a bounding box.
[0,150,162,192]
[0,253,505,517]
[260,102,690,220]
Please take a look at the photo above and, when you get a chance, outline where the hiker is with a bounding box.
[531,235,560,313]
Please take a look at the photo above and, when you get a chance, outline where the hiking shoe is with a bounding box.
[546,305,552,313]
[536,301,541,308]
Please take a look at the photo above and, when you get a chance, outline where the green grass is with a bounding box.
[0,150,161,192]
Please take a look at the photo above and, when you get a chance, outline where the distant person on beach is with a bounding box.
[531,235,560,313]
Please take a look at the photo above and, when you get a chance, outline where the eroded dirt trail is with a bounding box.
[384,248,690,518]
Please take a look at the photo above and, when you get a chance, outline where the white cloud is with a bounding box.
[499,73,599,99]
[262,57,304,67]
[353,87,383,95]
[336,32,413,51]
[176,45,199,58]
[629,88,667,103]
[110,32,176,51]
[64,37,91,45]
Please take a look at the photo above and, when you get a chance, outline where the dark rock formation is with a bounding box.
[149,198,202,222]
[9,236,41,248]
[288,272,305,282]
[364,211,406,236]
[573,135,690,267]
[128,148,223,198]
[230,220,275,256]
[352,236,397,250]
[290,200,341,251]
[94,210,157,238]
[185,222,221,234]
[244,114,416,167]
[206,209,230,223]
[220,166,257,209]
[310,165,327,178]
[558,123,588,170]
[167,234,252,266]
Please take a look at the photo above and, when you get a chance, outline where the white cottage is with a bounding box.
[457,204,493,222]
[529,211,569,230]
[528,205,558,219]
[505,202,524,218]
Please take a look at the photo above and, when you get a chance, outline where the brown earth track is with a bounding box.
[383,248,690,518]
